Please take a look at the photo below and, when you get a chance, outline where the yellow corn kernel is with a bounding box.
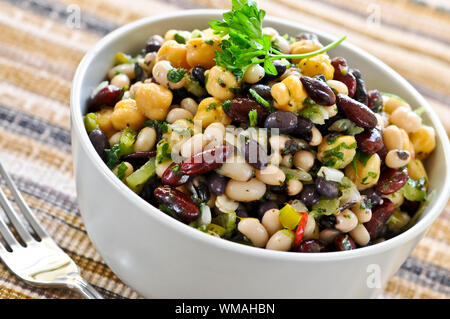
[271,75,308,113]
[410,125,436,159]
[156,40,189,69]
[186,38,220,69]
[194,97,232,129]
[407,159,428,184]
[298,54,334,80]
[290,39,323,64]
[135,83,173,121]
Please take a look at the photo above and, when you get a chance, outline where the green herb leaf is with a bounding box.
[174,33,186,44]
[156,139,172,164]
[116,162,128,180]
[167,68,187,83]
[248,109,258,127]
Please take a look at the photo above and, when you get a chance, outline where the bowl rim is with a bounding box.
[70,9,450,262]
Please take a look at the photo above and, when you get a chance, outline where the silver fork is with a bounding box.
[0,162,103,299]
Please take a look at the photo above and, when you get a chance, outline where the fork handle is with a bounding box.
[72,278,104,299]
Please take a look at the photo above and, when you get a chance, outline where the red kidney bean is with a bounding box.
[300,76,336,106]
[368,89,383,112]
[296,239,328,253]
[334,234,356,251]
[356,128,384,154]
[154,186,200,222]
[180,145,234,175]
[241,139,269,170]
[376,168,409,195]
[264,111,298,134]
[336,94,377,129]
[88,129,110,161]
[122,151,156,160]
[331,57,357,97]
[88,85,123,112]
[364,199,395,240]
[223,97,268,125]
[351,69,368,106]
[161,162,190,186]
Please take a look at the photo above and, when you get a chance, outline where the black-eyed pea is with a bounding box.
[238,218,269,248]
[215,194,239,214]
[390,106,422,133]
[129,82,143,99]
[180,133,208,158]
[266,229,294,251]
[261,208,283,236]
[225,178,266,202]
[273,35,290,54]
[205,66,239,100]
[180,97,199,116]
[293,150,315,171]
[335,209,358,233]
[113,162,134,182]
[344,153,380,190]
[382,96,411,114]
[243,64,265,84]
[168,76,186,90]
[281,154,293,168]
[139,52,157,74]
[383,125,403,151]
[108,63,136,80]
[327,80,348,95]
[410,125,436,160]
[351,197,372,223]
[207,194,216,208]
[269,135,291,152]
[134,127,157,152]
[262,27,279,40]
[216,155,254,182]
[152,60,173,88]
[166,108,193,124]
[319,228,341,244]
[111,73,130,88]
[385,149,411,169]
[286,179,303,196]
[255,164,286,186]
[156,160,173,178]
[349,224,370,246]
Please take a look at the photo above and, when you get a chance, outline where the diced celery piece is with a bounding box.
[279,204,301,230]
[118,127,137,157]
[125,157,156,193]
[402,178,427,202]
[280,167,312,182]
[84,113,99,133]
[212,212,237,237]
[310,199,340,218]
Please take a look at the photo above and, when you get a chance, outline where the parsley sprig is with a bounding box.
[210,0,346,77]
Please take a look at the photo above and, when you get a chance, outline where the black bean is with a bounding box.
[298,184,320,207]
[364,199,395,240]
[264,111,298,134]
[269,184,286,194]
[296,239,328,253]
[249,84,272,100]
[351,69,368,106]
[236,204,249,219]
[360,188,384,207]
[293,116,313,141]
[315,177,339,198]
[206,172,228,196]
[318,215,337,229]
[334,234,356,251]
[140,176,161,205]
[301,76,336,106]
[191,176,210,203]
[401,199,421,216]
[88,129,110,161]
[262,60,286,81]
[191,66,206,84]
[145,40,161,53]
[241,139,268,170]
[257,201,278,219]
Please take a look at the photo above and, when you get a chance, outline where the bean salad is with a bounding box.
[84,0,436,252]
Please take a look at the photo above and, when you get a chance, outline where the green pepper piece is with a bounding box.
[125,157,156,193]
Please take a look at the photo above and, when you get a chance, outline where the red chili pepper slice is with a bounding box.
[294,212,309,249]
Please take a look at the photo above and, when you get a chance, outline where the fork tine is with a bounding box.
[0,209,20,249]
[0,163,49,241]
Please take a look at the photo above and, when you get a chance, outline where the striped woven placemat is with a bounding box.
[0,0,448,299]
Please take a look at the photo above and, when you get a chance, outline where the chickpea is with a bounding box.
[108,63,136,80]
[225,178,266,202]
[410,125,436,159]
[111,99,146,131]
[266,229,294,251]
[205,66,239,100]
[385,149,411,169]
[293,150,315,171]
[217,155,254,182]
[111,73,130,88]
[309,126,323,146]
[113,162,134,182]
[255,164,286,186]
[387,210,410,230]
[129,81,144,99]
[166,108,193,124]
[290,39,323,64]
[271,75,308,113]
[351,197,372,223]
[167,118,195,150]
[96,107,115,137]
[349,224,370,246]
[261,209,283,236]
[135,83,173,120]
[108,131,122,147]
[390,106,422,133]
[193,97,232,128]
[286,178,303,196]
[156,40,189,69]
[164,29,178,41]
[152,60,173,88]
[215,194,239,214]
[186,38,220,69]
[180,97,198,116]
[298,53,334,80]
[281,154,293,168]
[134,127,157,152]
[382,96,411,114]
[327,80,348,95]
[243,64,265,84]
[383,125,403,151]
[407,159,428,182]
[317,134,357,169]
[319,228,341,244]
[180,133,208,158]
[237,218,269,248]
[344,153,381,190]
[335,209,358,233]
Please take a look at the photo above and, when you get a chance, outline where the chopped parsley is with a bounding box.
[116,162,128,180]
[167,68,187,83]
[156,139,171,164]
[248,109,258,127]
[174,33,186,44]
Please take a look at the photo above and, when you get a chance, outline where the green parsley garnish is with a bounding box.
[116,162,128,180]
[209,0,346,77]
[174,33,186,44]
[167,68,187,83]
[248,109,258,127]
[249,88,270,108]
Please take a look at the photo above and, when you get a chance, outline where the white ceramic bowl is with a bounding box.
[70,10,450,298]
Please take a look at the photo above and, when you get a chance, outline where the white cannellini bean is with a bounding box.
[156,160,173,178]
[349,224,370,246]
[237,218,269,248]
[281,154,293,168]
[216,155,254,182]
[108,63,136,80]
[303,214,316,240]
[180,97,199,116]
[255,164,286,186]
[269,135,291,152]
[293,150,315,171]
[225,178,266,202]
[109,132,122,146]
[351,197,372,223]
[134,127,157,152]
[111,73,130,88]
[180,133,208,158]
[261,209,283,236]
[269,152,282,166]
[390,106,422,133]
[309,126,322,146]
[215,194,239,214]
[204,122,225,143]
[166,108,193,124]
[273,35,290,54]
[266,230,294,251]
[319,228,341,244]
